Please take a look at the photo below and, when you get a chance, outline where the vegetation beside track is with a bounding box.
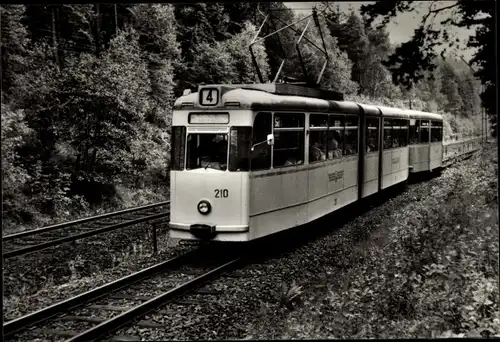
[242,143,498,339]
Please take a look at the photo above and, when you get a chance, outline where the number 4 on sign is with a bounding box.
[201,88,218,106]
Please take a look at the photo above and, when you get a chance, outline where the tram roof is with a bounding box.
[405,109,443,121]
[375,105,409,118]
[174,85,437,119]
[175,86,361,114]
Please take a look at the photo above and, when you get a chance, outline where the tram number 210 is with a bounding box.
[214,189,229,198]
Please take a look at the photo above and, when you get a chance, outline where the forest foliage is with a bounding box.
[0,3,492,230]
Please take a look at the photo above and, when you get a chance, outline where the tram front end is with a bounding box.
[168,103,252,242]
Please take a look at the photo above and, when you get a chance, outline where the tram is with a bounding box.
[168,83,443,242]
[407,110,444,172]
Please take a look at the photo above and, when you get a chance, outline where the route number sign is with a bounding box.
[200,88,219,106]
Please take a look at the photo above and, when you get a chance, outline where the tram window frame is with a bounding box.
[383,118,392,149]
[328,115,344,159]
[399,119,409,147]
[430,120,443,142]
[186,133,228,171]
[409,120,420,145]
[344,115,358,156]
[309,114,328,163]
[420,120,430,143]
[171,126,186,170]
[391,119,401,148]
[250,112,272,171]
[229,126,251,171]
[273,113,305,168]
[365,117,379,153]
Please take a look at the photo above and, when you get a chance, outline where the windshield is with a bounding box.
[186,133,228,170]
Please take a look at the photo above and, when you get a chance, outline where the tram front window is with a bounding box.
[186,133,228,171]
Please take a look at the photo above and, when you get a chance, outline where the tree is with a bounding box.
[256,2,299,82]
[59,29,151,200]
[130,4,180,126]
[296,13,358,94]
[1,103,34,226]
[1,5,29,100]
[337,12,370,87]
[457,69,482,118]
[322,6,398,97]
[224,21,270,84]
[439,60,463,117]
[173,3,233,93]
[361,1,496,135]
[414,64,446,113]
[188,21,270,85]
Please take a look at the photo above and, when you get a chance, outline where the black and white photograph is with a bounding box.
[1,1,498,340]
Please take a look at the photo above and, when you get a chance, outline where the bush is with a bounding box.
[1,103,36,229]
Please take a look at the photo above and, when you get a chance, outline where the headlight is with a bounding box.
[197,200,211,215]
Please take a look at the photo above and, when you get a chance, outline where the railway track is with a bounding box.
[4,246,241,342]
[2,201,170,259]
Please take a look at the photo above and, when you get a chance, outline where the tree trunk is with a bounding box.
[51,6,60,71]
[56,6,64,70]
[95,4,101,57]
[114,4,118,35]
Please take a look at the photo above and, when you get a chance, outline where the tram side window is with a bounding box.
[229,127,251,171]
[344,116,358,155]
[171,126,186,170]
[420,120,430,143]
[409,120,420,144]
[431,121,443,142]
[399,120,409,147]
[366,117,379,152]
[328,115,344,159]
[310,113,328,127]
[250,112,272,171]
[391,119,401,148]
[309,114,328,163]
[273,113,305,167]
[383,119,392,149]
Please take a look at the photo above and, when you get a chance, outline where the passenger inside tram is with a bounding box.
[284,156,303,166]
[327,131,342,158]
[310,141,326,162]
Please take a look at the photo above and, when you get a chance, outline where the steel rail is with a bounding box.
[3,201,170,242]
[3,249,198,337]
[2,211,169,259]
[66,258,241,342]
